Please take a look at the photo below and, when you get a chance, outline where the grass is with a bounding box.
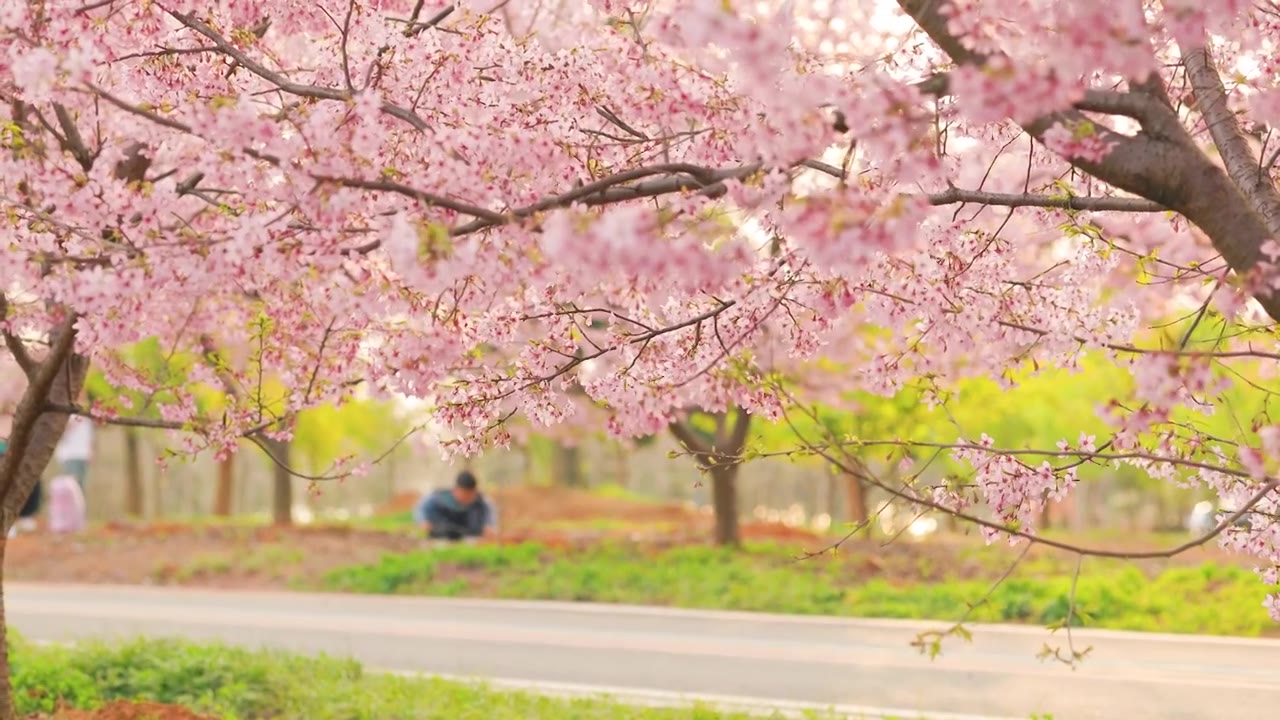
[8,635,921,719]
[320,542,1276,637]
[154,544,306,584]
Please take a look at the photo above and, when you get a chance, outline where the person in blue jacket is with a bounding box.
[412,471,496,541]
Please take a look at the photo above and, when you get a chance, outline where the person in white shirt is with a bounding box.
[54,415,94,492]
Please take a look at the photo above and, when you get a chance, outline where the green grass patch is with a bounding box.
[320,543,1274,637]
[9,635,913,719]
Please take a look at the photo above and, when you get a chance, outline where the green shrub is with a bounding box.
[319,542,1273,637]
[8,636,876,719]
[10,635,100,716]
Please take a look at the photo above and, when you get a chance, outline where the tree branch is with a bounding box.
[0,313,79,507]
[51,103,94,170]
[43,403,193,430]
[1072,89,1184,138]
[927,187,1165,212]
[897,0,1194,209]
[170,11,429,132]
[313,175,507,223]
[897,0,1280,320]
[788,408,1280,561]
[918,72,1178,135]
[668,416,712,462]
[447,163,761,238]
[0,296,36,378]
[721,405,752,456]
[1182,44,1280,240]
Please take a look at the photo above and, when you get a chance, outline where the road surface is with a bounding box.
[8,582,1280,719]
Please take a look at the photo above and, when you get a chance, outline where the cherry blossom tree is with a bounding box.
[4,0,1280,714]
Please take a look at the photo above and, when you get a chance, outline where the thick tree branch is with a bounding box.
[668,416,712,462]
[1072,89,1184,138]
[918,72,1177,133]
[719,405,751,457]
[0,313,84,524]
[897,0,1280,319]
[1182,44,1280,240]
[1,334,35,379]
[898,1,1193,208]
[0,297,36,378]
[51,104,94,170]
[314,175,507,223]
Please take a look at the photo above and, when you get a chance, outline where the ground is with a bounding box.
[5,483,1242,590]
[29,701,213,720]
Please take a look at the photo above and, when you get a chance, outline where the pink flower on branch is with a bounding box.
[4,0,1280,634]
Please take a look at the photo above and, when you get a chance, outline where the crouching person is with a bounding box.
[413,471,496,542]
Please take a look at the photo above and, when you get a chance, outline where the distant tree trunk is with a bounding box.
[261,436,293,526]
[709,465,740,546]
[552,444,583,488]
[843,471,870,528]
[669,407,751,548]
[213,454,234,517]
[613,443,630,490]
[824,467,838,523]
[124,428,144,518]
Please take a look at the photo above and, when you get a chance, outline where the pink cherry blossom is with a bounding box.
[0,0,1279,650]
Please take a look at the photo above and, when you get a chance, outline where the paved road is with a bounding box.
[8,583,1280,719]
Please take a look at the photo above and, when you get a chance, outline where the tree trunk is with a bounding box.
[0,337,86,720]
[668,407,751,548]
[0,538,14,720]
[213,454,234,517]
[613,443,630,490]
[843,471,870,527]
[262,437,293,526]
[123,428,144,518]
[552,444,583,488]
[710,466,740,547]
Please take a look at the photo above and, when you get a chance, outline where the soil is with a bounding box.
[7,523,424,588]
[5,484,830,588]
[30,700,215,720]
[5,483,1244,590]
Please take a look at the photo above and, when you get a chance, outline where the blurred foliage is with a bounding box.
[320,542,1272,637]
[9,634,859,719]
[86,338,410,473]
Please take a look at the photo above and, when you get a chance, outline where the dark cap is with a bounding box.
[455,470,478,490]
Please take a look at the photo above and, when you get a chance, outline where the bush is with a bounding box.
[319,542,1273,637]
[8,635,864,719]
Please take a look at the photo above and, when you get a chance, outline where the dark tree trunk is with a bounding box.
[214,454,234,517]
[124,428,144,518]
[844,471,870,527]
[0,321,88,720]
[669,407,751,547]
[553,444,583,488]
[613,443,630,490]
[261,436,293,526]
[710,466,740,547]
